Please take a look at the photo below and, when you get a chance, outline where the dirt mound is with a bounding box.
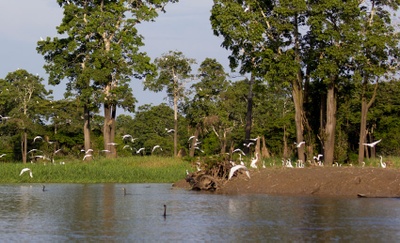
[173,167,400,198]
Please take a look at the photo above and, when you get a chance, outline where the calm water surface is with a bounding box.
[0,183,399,242]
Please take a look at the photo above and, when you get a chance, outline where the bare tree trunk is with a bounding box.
[173,90,178,157]
[244,75,254,154]
[261,136,270,159]
[324,81,337,165]
[292,79,305,163]
[104,103,117,158]
[283,125,289,159]
[21,131,27,164]
[220,130,227,155]
[292,14,305,163]
[189,126,199,157]
[358,81,378,164]
[83,104,92,161]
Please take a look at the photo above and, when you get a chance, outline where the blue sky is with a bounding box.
[0,0,231,109]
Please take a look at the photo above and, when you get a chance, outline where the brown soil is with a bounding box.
[173,167,400,198]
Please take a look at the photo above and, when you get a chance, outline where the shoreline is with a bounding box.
[173,167,400,198]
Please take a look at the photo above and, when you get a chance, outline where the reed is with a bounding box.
[0,156,191,183]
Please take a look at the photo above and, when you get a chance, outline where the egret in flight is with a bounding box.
[232,148,245,156]
[228,165,250,180]
[152,145,162,153]
[19,168,33,178]
[363,139,382,148]
[33,136,43,143]
[295,141,305,148]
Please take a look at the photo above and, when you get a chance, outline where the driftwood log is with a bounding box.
[185,160,248,191]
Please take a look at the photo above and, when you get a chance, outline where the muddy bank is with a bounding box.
[173,167,400,198]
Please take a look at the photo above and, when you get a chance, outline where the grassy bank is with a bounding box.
[0,156,191,183]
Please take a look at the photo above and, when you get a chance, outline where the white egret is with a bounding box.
[122,134,137,142]
[33,136,43,143]
[232,148,245,156]
[165,128,174,133]
[81,148,93,154]
[107,142,118,146]
[123,145,132,150]
[28,149,42,154]
[136,147,145,154]
[228,165,250,180]
[243,142,254,148]
[295,141,305,148]
[0,154,6,158]
[188,136,196,142]
[194,147,204,153]
[19,168,33,178]
[363,139,382,148]
[152,145,162,153]
[54,148,62,154]
[250,153,259,168]
[379,156,387,168]
[122,134,132,139]
[83,154,93,160]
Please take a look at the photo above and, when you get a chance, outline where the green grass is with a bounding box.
[0,156,192,183]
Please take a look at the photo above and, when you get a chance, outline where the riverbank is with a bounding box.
[173,166,400,197]
[0,157,190,183]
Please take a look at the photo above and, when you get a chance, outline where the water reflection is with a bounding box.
[0,184,399,242]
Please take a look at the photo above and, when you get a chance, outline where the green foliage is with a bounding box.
[0,156,190,183]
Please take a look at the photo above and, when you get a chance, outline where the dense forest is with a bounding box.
[1,0,400,165]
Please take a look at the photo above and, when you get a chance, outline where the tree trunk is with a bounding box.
[104,103,117,158]
[283,124,289,159]
[324,81,337,165]
[189,126,199,157]
[358,81,378,164]
[173,89,178,157]
[21,130,27,164]
[83,104,92,161]
[220,130,227,155]
[292,79,305,163]
[244,75,254,154]
[358,99,368,164]
[261,136,270,159]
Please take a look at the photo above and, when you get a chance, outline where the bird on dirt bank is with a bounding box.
[250,153,259,168]
[379,156,387,168]
[363,139,382,148]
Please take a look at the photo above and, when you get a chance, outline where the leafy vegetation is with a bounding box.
[0,157,190,183]
[1,0,400,168]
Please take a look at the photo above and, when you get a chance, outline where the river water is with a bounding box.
[0,183,399,242]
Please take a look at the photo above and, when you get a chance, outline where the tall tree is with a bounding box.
[2,70,51,163]
[211,0,308,161]
[144,50,196,156]
[184,58,231,155]
[37,0,176,159]
[355,0,400,163]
